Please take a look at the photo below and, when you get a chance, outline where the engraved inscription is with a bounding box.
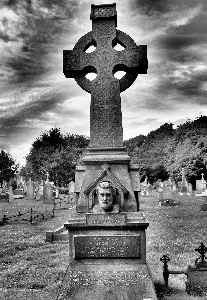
[86,213,126,225]
[74,235,141,258]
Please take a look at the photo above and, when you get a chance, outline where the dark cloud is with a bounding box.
[158,35,202,50]
[0,90,68,135]
[130,0,168,14]
[1,0,80,84]
[156,66,207,99]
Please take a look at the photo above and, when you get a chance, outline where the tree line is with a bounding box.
[1,116,207,189]
[124,115,207,189]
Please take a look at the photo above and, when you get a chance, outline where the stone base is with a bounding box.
[62,262,157,300]
[159,200,179,207]
[64,212,157,300]
[186,265,207,296]
[201,203,207,211]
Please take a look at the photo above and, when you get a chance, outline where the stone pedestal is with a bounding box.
[74,147,140,213]
[64,212,157,300]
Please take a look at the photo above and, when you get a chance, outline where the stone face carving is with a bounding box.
[63,4,147,148]
[93,181,120,213]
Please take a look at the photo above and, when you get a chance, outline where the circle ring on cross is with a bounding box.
[73,30,141,94]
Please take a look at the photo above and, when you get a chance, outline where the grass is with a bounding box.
[140,193,207,300]
[0,193,207,299]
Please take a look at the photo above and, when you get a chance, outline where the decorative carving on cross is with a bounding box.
[63,3,147,148]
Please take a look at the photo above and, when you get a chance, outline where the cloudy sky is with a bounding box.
[0,0,207,166]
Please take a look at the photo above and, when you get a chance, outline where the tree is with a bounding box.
[0,150,18,185]
[125,123,175,183]
[124,116,207,188]
[21,128,90,185]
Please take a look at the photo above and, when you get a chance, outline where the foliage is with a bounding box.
[20,128,89,185]
[0,150,18,185]
[124,123,174,183]
[124,116,207,186]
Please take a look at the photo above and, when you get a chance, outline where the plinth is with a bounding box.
[64,212,157,300]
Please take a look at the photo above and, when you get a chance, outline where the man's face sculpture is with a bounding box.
[98,187,114,211]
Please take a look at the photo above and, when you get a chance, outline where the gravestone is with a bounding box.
[201,192,207,211]
[186,243,207,295]
[68,180,75,205]
[43,181,54,204]
[159,199,179,207]
[180,168,188,193]
[63,3,157,300]
[26,178,34,199]
[0,192,9,203]
[146,183,153,196]
[196,176,206,194]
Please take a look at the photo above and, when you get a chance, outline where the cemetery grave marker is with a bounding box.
[62,3,158,300]
[160,242,207,296]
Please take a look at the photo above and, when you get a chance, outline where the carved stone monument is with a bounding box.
[63,3,157,299]
[63,2,147,213]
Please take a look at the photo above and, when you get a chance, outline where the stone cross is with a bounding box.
[46,171,49,182]
[195,242,207,265]
[63,3,147,148]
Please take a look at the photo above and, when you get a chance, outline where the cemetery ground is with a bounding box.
[0,194,207,300]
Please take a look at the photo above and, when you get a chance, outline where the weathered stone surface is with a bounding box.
[62,264,157,300]
[74,235,141,258]
[26,178,34,199]
[86,212,126,226]
[0,193,9,203]
[63,4,147,148]
[43,182,53,204]
[186,265,207,295]
[159,199,179,207]
[201,203,207,211]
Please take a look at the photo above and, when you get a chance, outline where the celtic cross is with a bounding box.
[63,3,147,148]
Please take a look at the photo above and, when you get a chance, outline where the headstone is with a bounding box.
[180,168,188,193]
[43,181,54,204]
[196,179,206,193]
[0,192,9,203]
[159,199,179,207]
[186,243,207,295]
[68,180,75,194]
[2,180,8,192]
[62,3,157,300]
[146,183,153,196]
[159,190,175,203]
[172,182,177,192]
[201,173,206,192]
[201,192,207,211]
[26,178,34,199]
[188,182,192,194]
